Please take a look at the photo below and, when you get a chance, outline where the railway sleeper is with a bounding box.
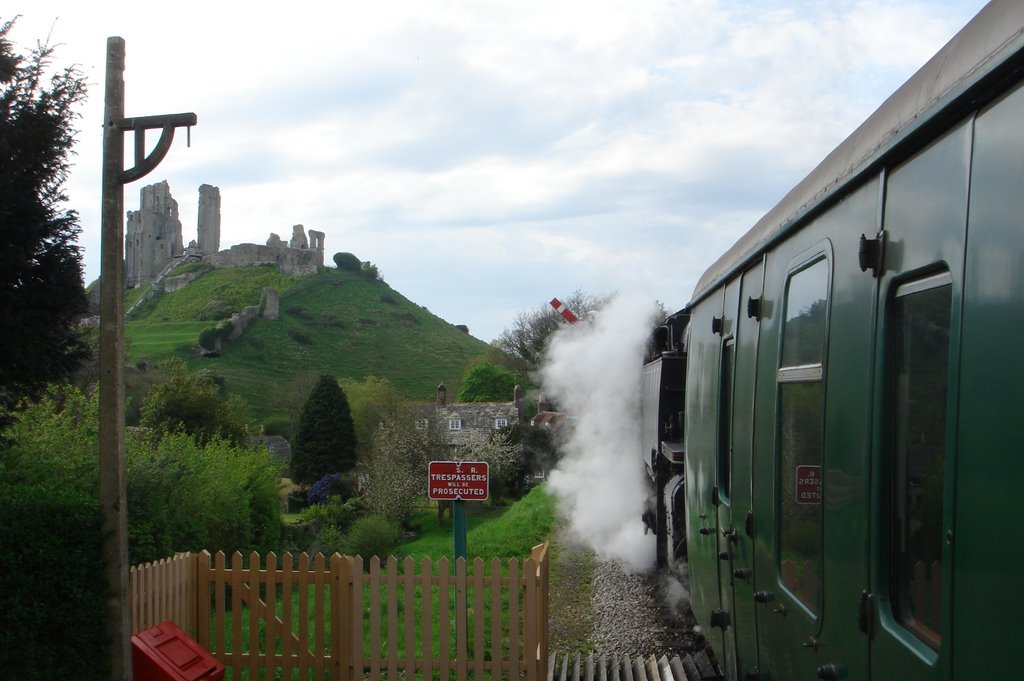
[547,650,722,681]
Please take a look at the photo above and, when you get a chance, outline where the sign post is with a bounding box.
[428,461,489,560]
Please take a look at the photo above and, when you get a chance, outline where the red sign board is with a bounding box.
[428,461,489,501]
[796,465,822,505]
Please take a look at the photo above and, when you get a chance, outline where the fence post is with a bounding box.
[186,552,199,637]
[531,543,550,681]
[196,551,211,648]
[332,553,352,681]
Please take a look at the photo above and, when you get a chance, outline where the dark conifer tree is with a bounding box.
[0,20,89,410]
[291,374,357,485]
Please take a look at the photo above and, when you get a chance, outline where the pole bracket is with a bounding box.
[118,112,198,184]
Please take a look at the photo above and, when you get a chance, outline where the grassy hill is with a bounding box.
[126,265,492,426]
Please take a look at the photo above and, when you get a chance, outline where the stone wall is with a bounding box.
[205,235,321,277]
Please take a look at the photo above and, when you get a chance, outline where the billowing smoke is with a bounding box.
[539,293,658,571]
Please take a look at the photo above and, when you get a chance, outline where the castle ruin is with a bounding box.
[124,181,325,288]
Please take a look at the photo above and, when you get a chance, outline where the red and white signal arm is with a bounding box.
[795,465,822,505]
[428,461,489,501]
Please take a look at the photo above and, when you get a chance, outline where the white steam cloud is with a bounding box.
[540,293,658,571]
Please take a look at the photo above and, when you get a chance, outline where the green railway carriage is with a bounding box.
[641,2,1024,679]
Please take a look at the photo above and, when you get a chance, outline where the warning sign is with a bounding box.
[428,461,489,501]
[796,465,822,505]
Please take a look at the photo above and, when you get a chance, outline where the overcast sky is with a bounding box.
[9,1,989,342]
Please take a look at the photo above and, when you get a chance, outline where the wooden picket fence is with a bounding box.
[130,545,550,681]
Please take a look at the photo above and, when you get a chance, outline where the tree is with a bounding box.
[0,20,89,411]
[339,375,405,463]
[333,252,361,271]
[456,362,518,402]
[495,290,608,368]
[138,359,251,445]
[363,409,448,525]
[291,375,357,484]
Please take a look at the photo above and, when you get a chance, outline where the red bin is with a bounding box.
[131,620,225,681]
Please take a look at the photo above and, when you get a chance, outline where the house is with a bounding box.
[418,383,523,448]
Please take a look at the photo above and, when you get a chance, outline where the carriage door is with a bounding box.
[717,262,765,681]
[869,121,969,681]
[713,276,741,681]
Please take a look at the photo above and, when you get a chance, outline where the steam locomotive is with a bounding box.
[639,2,1024,680]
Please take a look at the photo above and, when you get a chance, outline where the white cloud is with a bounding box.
[4,0,990,341]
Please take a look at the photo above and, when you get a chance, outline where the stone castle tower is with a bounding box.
[124,181,327,287]
[197,184,221,255]
[125,181,183,287]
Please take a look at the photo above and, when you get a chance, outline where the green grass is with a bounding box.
[124,267,492,424]
[126,321,210,362]
[396,486,556,560]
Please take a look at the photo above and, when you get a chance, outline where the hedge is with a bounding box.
[0,482,109,680]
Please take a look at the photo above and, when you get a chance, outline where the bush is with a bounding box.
[0,483,109,680]
[0,386,280,566]
[126,431,282,563]
[307,472,353,505]
[344,515,401,558]
[288,328,313,345]
[360,261,380,280]
[197,320,233,351]
[326,495,369,534]
[333,252,361,271]
[310,524,347,556]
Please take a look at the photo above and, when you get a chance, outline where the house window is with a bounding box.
[415,419,428,430]
[494,417,508,429]
[449,418,462,431]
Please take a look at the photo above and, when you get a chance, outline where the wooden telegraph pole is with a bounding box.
[99,37,196,680]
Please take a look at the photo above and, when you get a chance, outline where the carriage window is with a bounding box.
[778,257,828,614]
[890,271,951,650]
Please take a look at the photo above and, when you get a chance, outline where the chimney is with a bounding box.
[436,383,447,407]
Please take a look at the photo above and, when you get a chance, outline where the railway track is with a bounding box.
[547,648,720,681]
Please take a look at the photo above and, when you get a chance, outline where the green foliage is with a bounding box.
[0,386,99,488]
[506,422,559,479]
[364,414,449,525]
[343,515,401,558]
[287,328,313,345]
[140,359,251,445]
[291,375,358,484]
[0,385,281,565]
[0,20,89,413]
[340,375,406,462]
[456,362,519,402]
[0,481,109,681]
[360,261,381,280]
[326,495,370,533]
[449,429,526,503]
[131,265,297,322]
[126,430,281,562]
[333,252,361,271]
[395,485,555,560]
[197,319,233,351]
[125,269,490,425]
[197,297,234,321]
